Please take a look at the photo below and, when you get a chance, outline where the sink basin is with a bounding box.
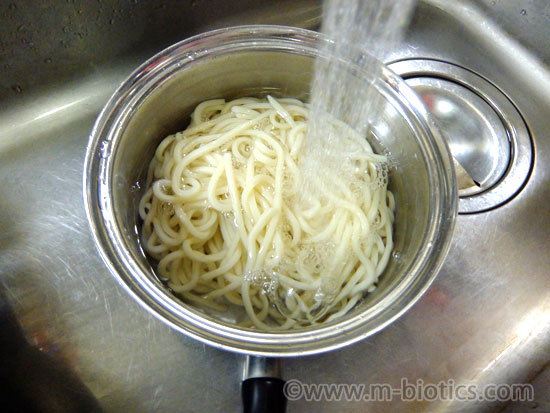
[1,0,549,411]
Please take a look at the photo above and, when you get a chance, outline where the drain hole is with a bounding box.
[388,59,533,214]
[406,77,511,197]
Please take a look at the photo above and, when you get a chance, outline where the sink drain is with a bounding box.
[388,59,533,214]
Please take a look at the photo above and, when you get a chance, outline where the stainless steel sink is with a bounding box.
[1,0,549,411]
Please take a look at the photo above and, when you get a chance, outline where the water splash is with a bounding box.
[301,0,416,197]
[276,0,416,323]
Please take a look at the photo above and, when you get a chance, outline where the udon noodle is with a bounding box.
[138,96,395,330]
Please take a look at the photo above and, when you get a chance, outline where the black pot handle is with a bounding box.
[241,357,286,413]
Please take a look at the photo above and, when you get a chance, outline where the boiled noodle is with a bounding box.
[138,96,395,330]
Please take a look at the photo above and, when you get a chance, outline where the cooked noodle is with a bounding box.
[138,96,394,329]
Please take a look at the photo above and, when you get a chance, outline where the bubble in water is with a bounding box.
[221,210,234,220]
[314,277,338,303]
[373,212,382,228]
[374,161,391,188]
[244,269,279,296]
[280,220,293,244]
[298,245,322,273]
[520,9,527,15]
[162,202,174,214]
[313,291,325,302]
[297,242,337,275]
[232,156,243,170]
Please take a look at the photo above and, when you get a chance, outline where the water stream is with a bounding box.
[301,0,416,196]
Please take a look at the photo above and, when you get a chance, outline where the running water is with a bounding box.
[300,0,416,199]
[253,0,418,324]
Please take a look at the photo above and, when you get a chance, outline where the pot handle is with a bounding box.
[242,356,286,413]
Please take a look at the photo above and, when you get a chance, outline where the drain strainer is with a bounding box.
[389,59,533,214]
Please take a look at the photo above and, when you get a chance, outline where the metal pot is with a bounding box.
[83,25,457,358]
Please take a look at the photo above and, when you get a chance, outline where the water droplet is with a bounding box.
[11,84,23,93]
[520,9,527,15]
[131,182,141,192]
[392,250,401,260]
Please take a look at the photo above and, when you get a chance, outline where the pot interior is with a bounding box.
[108,48,433,330]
